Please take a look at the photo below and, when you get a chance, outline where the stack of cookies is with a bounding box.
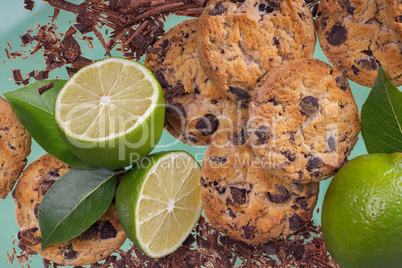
[145,0,361,245]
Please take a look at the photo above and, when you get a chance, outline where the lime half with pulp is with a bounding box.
[115,151,202,258]
[54,57,165,170]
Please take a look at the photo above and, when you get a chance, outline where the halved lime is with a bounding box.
[115,151,202,258]
[54,58,165,170]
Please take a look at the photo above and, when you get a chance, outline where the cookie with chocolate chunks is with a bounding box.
[12,154,126,266]
[316,0,402,87]
[0,96,31,199]
[201,132,319,245]
[247,59,360,183]
[145,18,248,146]
[197,0,316,103]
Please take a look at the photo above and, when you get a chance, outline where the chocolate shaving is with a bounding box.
[37,82,54,95]
[12,69,23,82]
[15,217,338,268]
[20,33,33,45]
[24,0,35,11]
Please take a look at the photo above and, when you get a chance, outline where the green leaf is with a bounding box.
[3,79,95,169]
[38,168,117,250]
[361,67,402,153]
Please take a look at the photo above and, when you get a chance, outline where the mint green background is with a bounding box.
[0,2,378,267]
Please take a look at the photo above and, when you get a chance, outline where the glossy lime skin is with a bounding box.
[322,153,402,268]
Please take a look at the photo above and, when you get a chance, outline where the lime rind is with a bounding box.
[54,57,165,170]
[116,151,202,259]
[55,57,162,142]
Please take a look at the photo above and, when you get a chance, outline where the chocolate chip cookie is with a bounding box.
[197,0,316,102]
[247,59,361,183]
[316,0,402,87]
[201,132,319,245]
[145,18,248,145]
[0,96,31,199]
[12,154,126,266]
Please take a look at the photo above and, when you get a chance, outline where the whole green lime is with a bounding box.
[322,153,402,268]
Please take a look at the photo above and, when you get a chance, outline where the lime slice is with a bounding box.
[115,151,202,258]
[54,58,165,170]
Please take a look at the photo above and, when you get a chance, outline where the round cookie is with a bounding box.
[145,18,248,146]
[197,0,316,103]
[247,59,361,183]
[12,154,126,266]
[201,131,319,245]
[316,0,402,87]
[0,96,31,199]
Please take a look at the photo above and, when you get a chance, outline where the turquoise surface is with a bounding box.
[0,2,377,267]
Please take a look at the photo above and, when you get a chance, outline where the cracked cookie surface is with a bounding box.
[201,132,319,245]
[247,59,361,183]
[12,154,126,266]
[0,96,31,199]
[197,0,316,103]
[316,0,402,87]
[145,18,248,145]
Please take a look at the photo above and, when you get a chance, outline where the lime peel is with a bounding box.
[116,151,202,258]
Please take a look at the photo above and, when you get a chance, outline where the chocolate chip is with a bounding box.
[351,65,360,75]
[294,197,309,210]
[160,39,170,49]
[228,87,251,102]
[100,221,117,239]
[20,228,41,246]
[230,187,247,205]
[210,156,228,164]
[273,37,280,47]
[306,156,324,172]
[154,69,169,88]
[281,151,296,162]
[266,0,283,9]
[228,208,237,218]
[200,176,206,186]
[335,75,349,90]
[34,203,40,219]
[289,213,305,230]
[342,0,355,13]
[300,96,319,117]
[242,226,255,240]
[326,24,347,46]
[81,222,100,240]
[47,170,60,179]
[267,184,291,203]
[252,125,270,145]
[40,180,56,195]
[362,49,373,56]
[167,82,185,96]
[230,0,245,3]
[396,16,402,23]
[320,16,328,30]
[208,2,227,15]
[195,114,219,136]
[8,143,16,150]
[217,186,227,194]
[64,244,78,260]
[357,58,378,71]
[226,198,234,206]
[327,136,336,152]
[258,3,267,11]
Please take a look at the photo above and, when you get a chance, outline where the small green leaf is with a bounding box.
[3,79,95,169]
[39,168,117,250]
[361,67,402,153]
